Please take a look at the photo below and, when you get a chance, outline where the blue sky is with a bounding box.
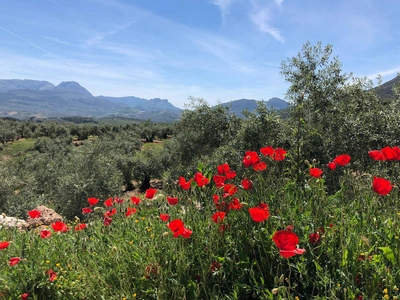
[0,0,399,108]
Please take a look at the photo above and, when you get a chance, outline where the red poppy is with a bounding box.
[285,225,294,231]
[248,204,270,222]
[145,188,157,199]
[217,163,230,175]
[168,219,185,237]
[213,175,226,188]
[393,146,400,159]
[124,207,136,217]
[21,293,29,300]
[354,294,363,300]
[114,197,124,204]
[368,150,385,160]
[241,178,253,190]
[210,260,221,273]
[381,146,398,160]
[9,257,21,266]
[333,154,351,166]
[225,170,237,179]
[326,162,337,170]
[103,217,112,226]
[47,269,57,282]
[229,198,242,210]
[178,176,192,190]
[82,207,93,214]
[40,229,52,239]
[51,221,69,232]
[74,223,87,231]
[309,232,321,245]
[0,241,10,250]
[310,167,323,178]
[104,197,114,207]
[27,209,41,218]
[372,176,393,196]
[243,151,260,168]
[212,212,226,223]
[273,148,287,161]
[219,224,230,233]
[105,208,117,217]
[130,196,141,206]
[160,213,170,222]
[260,146,274,157]
[213,194,220,203]
[272,230,306,258]
[181,228,193,238]
[223,184,238,198]
[167,196,179,205]
[88,197,99,206]
[253,161,267,171]
[194,172,210,187]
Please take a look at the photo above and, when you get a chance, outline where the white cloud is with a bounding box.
[250,9,285,43]
[210,0,234,23]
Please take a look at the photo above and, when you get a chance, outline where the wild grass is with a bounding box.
[0,148,399,299]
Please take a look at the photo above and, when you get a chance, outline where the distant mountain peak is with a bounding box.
[54,81,92,95]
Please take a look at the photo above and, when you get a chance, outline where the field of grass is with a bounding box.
[0,138,36,157]
[1,146,399,299]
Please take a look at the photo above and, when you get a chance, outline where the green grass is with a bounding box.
[0,138,36,156]
[141,140,164,151]
[0,149,399,299]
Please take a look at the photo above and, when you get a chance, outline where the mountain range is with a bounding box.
[0,79,288,122]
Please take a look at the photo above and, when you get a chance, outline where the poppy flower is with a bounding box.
[27,209,41,218]
[241,178,253,190]
[333,154,351,166]
[212,212,226,223]
[217,163,230,175]
[40,229,52,239]
[243,151,260,167]
[160,213,170,222]
[372,176,393,196]
[125,207,137,217]
[114,197,124,204]
[223,184,238,198]
[181,228,193,238]
[354,294,363,300]
[368,150,386,160]
[225,170,237,179]
[130,196,141,206]
[213,175,226,188]
[326,162,337,170]
[178,176,192,190]
[167,196,179,205]
[82,207,93,214]
[51,221,69,232]
[21,293,29,300]
[229,198,242,210]
[105,208,117,217]
[310,167,323,178]
[381,146,398,160]
[248,204,270,222]
[260,146,274,157]
[210,261,221,273]
[145,188,157,199]
[168,219,185,237]
[9,257,21,266]
[88,197,99,206]
[104,197,114,207]
[47,269,57,282]
[103,217,112,226]
[0,241,10,250]
[309,232,321,245]
[194,172,210,187]
[253,161,267,171]
[272,230,306,258]
[273,148,287,161]
[74,223,87,231]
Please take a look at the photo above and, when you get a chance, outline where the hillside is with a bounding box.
[375,75,400,99]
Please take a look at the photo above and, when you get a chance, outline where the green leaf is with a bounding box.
[378,246,395,264]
